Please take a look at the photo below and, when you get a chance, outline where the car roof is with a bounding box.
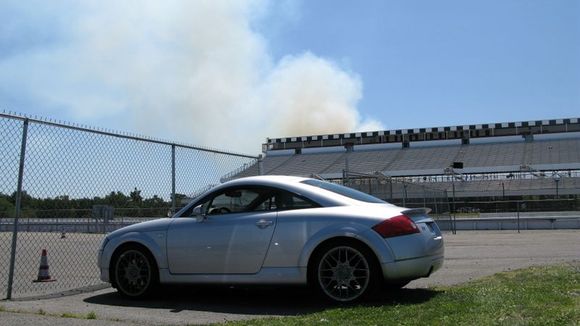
[225,175,308,185]
[218,175,372,207]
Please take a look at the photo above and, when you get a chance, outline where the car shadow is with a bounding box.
[83,285,441,316]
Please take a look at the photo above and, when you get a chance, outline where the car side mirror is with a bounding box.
[192,205,206,222]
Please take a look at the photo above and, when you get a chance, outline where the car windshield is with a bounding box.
[301,179,386,204]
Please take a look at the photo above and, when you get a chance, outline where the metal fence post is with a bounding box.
[7,118,29,300]
[445,190,456,234]
[343,151,350,187]
[451,182,457,234]
[516,200,520,233]
[171,144,176,215]
[258,154,264,176]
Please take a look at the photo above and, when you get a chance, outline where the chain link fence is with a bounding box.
[337,170,579,232]
[315,151,575,229]
[397,172,580,213]
[0,112,259,299]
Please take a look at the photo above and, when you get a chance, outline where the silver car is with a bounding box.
[98,175,444,302]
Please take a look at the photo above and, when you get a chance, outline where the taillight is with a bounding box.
[372,215,420,238]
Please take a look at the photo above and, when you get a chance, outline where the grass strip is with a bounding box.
[226,264,579,326]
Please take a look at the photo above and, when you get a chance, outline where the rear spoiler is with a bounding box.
[402,208,432,216]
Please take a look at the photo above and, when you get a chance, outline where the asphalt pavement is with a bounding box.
[1,230,579,326]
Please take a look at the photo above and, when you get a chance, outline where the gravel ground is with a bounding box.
[1,230,578,326]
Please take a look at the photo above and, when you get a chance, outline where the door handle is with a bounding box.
[256,219,273,229]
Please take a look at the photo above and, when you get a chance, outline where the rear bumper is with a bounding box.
[380,218,444,281]
[381,253,444,281]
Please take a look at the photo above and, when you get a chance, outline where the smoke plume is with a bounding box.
[0,0,383,153]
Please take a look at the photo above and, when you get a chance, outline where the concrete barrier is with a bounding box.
[436,216,580,231]
[0,218,157,233]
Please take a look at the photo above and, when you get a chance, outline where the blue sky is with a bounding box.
[1,0,578,154]
[262,0,580,129]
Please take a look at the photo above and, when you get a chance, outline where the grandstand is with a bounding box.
[228,118,580,212]
[251,136,580,179]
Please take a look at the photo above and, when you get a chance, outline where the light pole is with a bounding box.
[553,173,561,198]
[343,143,353,187]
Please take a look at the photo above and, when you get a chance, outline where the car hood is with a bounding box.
[107,218,173,238]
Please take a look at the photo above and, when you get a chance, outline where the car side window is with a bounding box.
[179,187,319,217]
[271,191,319,211]
[205,189,262,215]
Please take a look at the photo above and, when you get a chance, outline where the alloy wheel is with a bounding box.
[317,246,370,302]
[115,249,152,297]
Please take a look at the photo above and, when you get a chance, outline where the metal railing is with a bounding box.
[337,170,579,233]
[0,112,259,299]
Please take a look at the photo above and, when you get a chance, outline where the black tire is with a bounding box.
[111,244,158,298]
[310,240,381,303]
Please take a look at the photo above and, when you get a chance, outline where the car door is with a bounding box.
[166,186,277,274]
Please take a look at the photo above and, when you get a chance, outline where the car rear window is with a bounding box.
[301,179,386,204]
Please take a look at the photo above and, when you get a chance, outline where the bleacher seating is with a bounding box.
[347,177,580,199]
[223,134,580,199]
[322,149,400,175]
[524,138,580,165]
[458,142,525,168]
[255,137,580,177]
[270,152,345,176]
[388,146,461,171]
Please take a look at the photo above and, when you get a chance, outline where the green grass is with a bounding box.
[60,312,77,318]
[227,264,579,326]
[57,311,98,320]
[1,305,98,320]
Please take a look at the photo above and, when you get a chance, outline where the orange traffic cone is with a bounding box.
[33,249,56,282]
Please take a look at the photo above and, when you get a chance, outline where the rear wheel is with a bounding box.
[112,245,158,298]
[312,242,380,302]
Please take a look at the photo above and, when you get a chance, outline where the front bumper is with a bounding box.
[97,249,110,282]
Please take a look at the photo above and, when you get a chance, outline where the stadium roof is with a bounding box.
[263,118,580,152]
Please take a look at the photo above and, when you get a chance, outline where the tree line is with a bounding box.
[0,188,188,219]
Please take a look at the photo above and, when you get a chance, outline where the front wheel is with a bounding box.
[113,246,158,298]
[312,243,379,302]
